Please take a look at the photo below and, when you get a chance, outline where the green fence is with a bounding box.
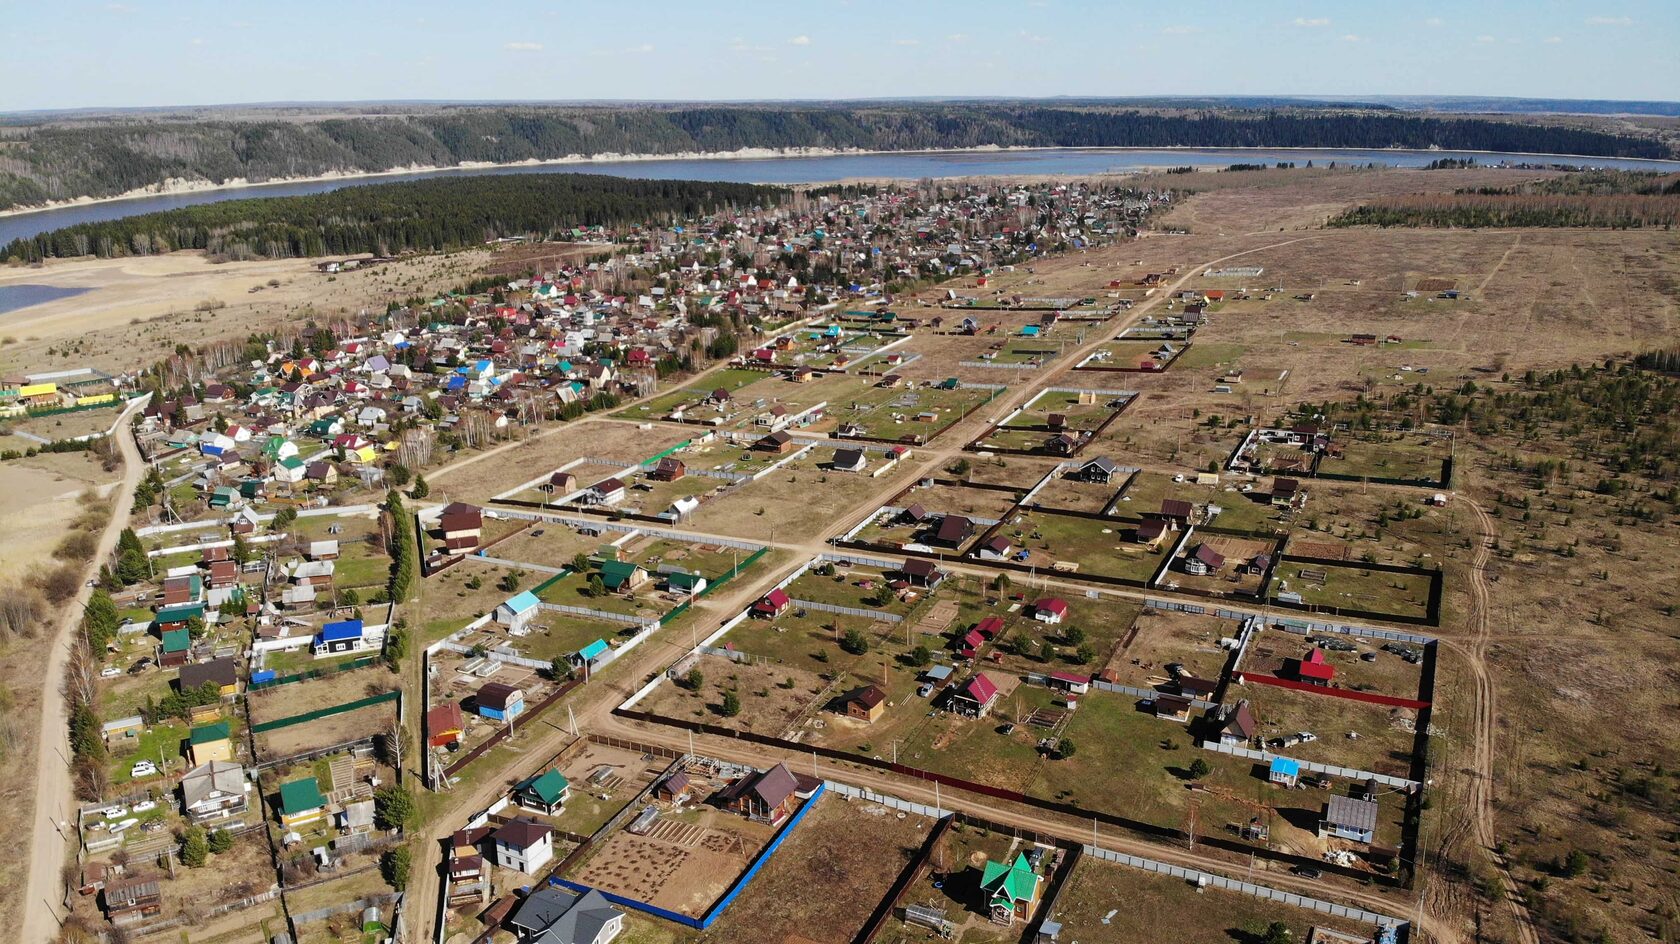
[250,689,399,733]
[660,545,771,626]
[249,656,379,691]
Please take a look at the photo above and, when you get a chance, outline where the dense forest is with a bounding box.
[1331,193,1680,228]
[0,105,1670,210]
[1,174,783,262]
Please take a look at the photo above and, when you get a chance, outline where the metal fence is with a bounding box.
[1090,678,1213,710]
[1081,845,1404,929]
[824,780,946,818]
[536,601,660,628]
[789,598,905,623]
[1197,739,1420,790]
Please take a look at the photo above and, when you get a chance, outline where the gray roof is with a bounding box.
[511,886,621,944]
[1325,795,1380,833]
[180,761,245,808]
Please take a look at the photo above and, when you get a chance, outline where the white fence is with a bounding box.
[823,780,946,818]
[537,601,660,628]
[789,598,904,623]
[1196,739,1421,790]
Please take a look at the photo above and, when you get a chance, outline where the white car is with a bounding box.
[1297,731,1319,743]
[130,762,158,778]
[131,800,156,813]
[100,667,122,678]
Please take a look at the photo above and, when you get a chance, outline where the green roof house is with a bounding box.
[277,777,327,828]
[513,767,571,814]
[209,486,238,509]
[979,853,1043,925]
[159,628,193,666]
[597,560,647,592]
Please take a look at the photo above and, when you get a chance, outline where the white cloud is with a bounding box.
[1543,35,1563,43]
[892,38,921,46]
[1161,25,1199,35]
[729,37,771,53]
[1584,15,1633,25]
[505,41,543,51]
[1423,17,1444,27]
[947,33,969,43]
[1019,30,1050,43]
[788,34,812,46]
[103,2,134,12]
[189,37,205,46]
[629,43,654,53]
[1339,33,1360,42]
[1293,17,1330,27]
[1475,35,1497,43]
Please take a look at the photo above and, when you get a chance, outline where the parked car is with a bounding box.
[1291,866,1322,880]
[100,667,121,678]
[130,761,158,779]
[1297,731,1318,743]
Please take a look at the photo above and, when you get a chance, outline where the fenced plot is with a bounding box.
[567,805,775,919]
[1101,608,1238,693]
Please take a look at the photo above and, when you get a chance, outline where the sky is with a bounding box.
[3,0,1678,112]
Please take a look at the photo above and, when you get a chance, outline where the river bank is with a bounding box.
[6,143,1680,228]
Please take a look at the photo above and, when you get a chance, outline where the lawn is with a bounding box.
[1175,342,1247,370]
[1270,561,1435,621]
[109,721,189,784]
[1047,855,1383,944]
[1004,511,1174,584]
[613,368,767,421]
[1322,434,1450,484]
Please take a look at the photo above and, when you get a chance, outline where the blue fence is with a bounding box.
[549,781,825,930]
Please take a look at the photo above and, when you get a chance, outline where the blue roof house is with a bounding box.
[573,639,610,670]
[1268,756,1301,787]
[496,591,542,633]
[312,619,367,655]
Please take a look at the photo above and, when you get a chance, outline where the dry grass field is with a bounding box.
[0,248,488,374]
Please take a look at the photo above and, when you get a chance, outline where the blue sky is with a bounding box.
[3,0,1677,111]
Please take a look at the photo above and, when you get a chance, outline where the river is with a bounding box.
[4,146,1679,247]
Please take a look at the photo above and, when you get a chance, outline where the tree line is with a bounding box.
[1,105,1670,210]
[2,173,785,262]
[1331,192,1680,229]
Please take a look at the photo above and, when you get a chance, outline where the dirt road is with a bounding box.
[20,399,147,944]
[404,234,1399,943]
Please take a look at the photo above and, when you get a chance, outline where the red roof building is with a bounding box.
[753,588,791,618]
[1294,648,1335,685]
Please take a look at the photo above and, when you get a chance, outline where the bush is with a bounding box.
[1056,737,1077,760]
[179,826,209,867]
[685,668,704,691]
[374,784,418,831]
[839,628,870,655]
[207,829,234,854]
[720,691,741,717]
[1188,758,1211,779]
[381,846,412,889]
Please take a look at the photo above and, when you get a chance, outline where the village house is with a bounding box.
[932,514,974,548]
[180,760,249,822]
[1031,598,1069,625]
[439,502,484,551]
[492,819,556,874]
[1321,795,1380,844]
[508,886,625,944]
[102,877,163,927]
[277,776,327,829]
[979,853,1043,926]
[830,447,868,473]
[1291,648,1336,686]
[1215,699,1259,746]
[842,685,888,723]
[718,761,810,826]
[949,673,1002,718]
[513,767,571,815]
[427,702,465,749]
[497,591,542,634]
[475,682,526,722]
[187,721,234,765]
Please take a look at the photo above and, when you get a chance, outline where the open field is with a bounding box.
[695,793,934,944]
[1101,608,1238,693]
[1046,854,1382,944]
[999,510,1175,584]
[1269,559,1435,622]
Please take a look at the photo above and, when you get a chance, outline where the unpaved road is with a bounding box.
[21,399,147,944]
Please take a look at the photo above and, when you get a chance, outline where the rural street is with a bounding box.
[403,233,1443,943]
[22,397,148,944]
